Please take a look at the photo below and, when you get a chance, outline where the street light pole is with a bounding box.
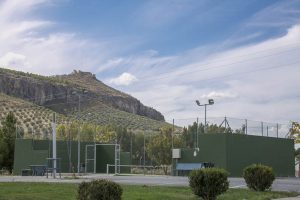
[77,94,81,175]
[72,90,87,175]
[204,105,207,129]
[195,99,214,134]
[143,131,145,175]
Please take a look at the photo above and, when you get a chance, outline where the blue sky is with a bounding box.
[0,0,300,131]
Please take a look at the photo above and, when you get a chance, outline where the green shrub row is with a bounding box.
[189,164,275,200]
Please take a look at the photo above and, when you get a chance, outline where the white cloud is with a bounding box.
[0,52,30,70]
[0,0,119,75]
[200,91,238,100]
[133,0,196,28]
[109,72,138,86]
[112,23,300,125]
[1,0,300,127]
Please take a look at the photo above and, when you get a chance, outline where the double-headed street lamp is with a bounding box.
[72,90,87,175]
[195,99,214,133]
[193,99,214,157]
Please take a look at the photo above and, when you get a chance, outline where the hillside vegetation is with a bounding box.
[0,93,70,138]
[0,92,168,139]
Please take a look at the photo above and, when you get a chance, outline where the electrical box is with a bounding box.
[172,149,181,159]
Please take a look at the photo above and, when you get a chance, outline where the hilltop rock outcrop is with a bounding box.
[0,68,165,121]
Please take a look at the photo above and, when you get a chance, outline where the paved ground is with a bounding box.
[0,174,299,192]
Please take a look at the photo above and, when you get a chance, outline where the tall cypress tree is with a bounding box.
[0,112,17,173]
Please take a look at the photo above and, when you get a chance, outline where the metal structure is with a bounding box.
[85,144,96,173]
[84,143,121,174]
[173,133,295,177]
[195,99,214,133]
[51,113,57,178]
[72,90,87,175]
[115,144,121,174]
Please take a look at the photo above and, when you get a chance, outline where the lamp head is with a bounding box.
[195,100,201,106]
[208,99,214,105]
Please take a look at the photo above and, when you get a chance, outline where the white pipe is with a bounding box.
[51,122,57,178]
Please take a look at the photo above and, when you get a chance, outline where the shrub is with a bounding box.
[243,164,275,191]
[77,179,122,200]
[77,182,90,200]
[189,168,229,200]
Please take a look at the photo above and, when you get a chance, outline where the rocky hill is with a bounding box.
[0,68,168,133]
[0,68,164,121]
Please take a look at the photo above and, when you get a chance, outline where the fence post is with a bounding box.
[106,164,109,175]
[267,126,268,137]
[196,117,199,148]
[171,119,174,176]
[276,123,279,138]
[245,119,248,135]
[261,122,264,136]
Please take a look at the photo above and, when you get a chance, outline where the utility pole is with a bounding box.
[276,123,279,138]
[51,113,57,178]
[172,119,174,150]
[196,117,199,148]
[130,131,132,161]
[171,119,174,176]
[72,90,87,175]
[78,94,81,175]
[261,122,264,136]
[245,119,248,135]
[143,131,146,175]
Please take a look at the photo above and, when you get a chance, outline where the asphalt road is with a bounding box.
[0,175,299,192]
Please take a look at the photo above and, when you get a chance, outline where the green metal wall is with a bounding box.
[95,144,115,173]
[175,134,294,177]
[120,152,131,173]
[13,139,48,175]
[14,139,131,174]
[14,139,95,174]
[226,134,294,177]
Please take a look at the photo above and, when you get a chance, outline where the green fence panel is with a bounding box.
[120,152,131,173]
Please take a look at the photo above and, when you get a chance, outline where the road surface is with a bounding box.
[0,174,299,192]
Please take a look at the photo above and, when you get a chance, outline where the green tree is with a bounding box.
[295,148,300,161]
[81,123,95,142]
[0,112,17,172]
[146,126,184,174]
[131,131,147,165]
[289,122,300,143]
[56,124,67,140]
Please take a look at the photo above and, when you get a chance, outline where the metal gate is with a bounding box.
[85,144,95,173]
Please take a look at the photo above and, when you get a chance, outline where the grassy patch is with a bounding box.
[0,183,297,200]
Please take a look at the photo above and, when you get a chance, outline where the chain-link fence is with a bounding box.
[170,116,290,139]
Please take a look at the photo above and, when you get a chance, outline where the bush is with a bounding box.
[77,182,90,200]
[77,179,123,200]
[243,164,275,191]
[189,168,229,200]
